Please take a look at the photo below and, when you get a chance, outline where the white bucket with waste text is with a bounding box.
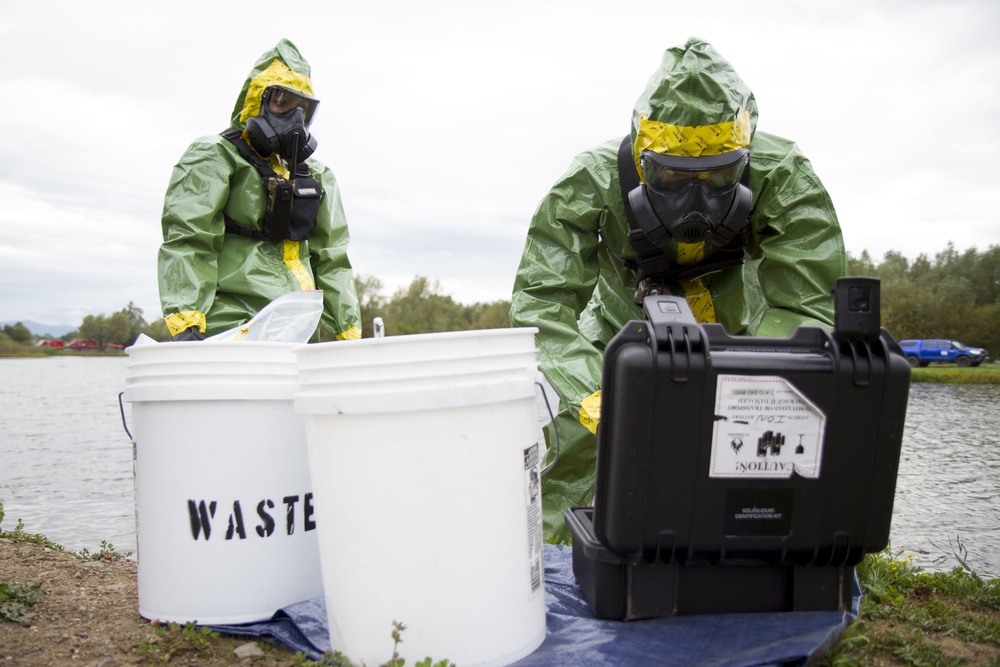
[295,328,547,667]
[124,341,323,625]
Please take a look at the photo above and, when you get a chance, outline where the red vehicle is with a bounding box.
[65,339,98,350]
[36,339,64,349]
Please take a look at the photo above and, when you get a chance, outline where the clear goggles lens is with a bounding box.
[641,148,749,195]
[264,86,319,125]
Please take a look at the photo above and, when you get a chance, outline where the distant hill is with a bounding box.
[1,320,77,338]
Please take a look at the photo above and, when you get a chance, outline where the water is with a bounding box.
[891,383,1000,577]
[0,357,135,555]
[1,357,998,578]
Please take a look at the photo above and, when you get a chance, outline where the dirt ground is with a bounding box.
[0,538,301,666]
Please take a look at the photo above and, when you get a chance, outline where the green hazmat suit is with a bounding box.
[510,38,846,543]
[158,39,361,340]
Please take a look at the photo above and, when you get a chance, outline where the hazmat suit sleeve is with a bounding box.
[157,138,232,336]
[306,164,361,339]
[746,134,845,335]
[510,156,609,414]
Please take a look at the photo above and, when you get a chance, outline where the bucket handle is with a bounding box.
[537,381,560,478]
[114,384,559,466]
[118,391,133,441]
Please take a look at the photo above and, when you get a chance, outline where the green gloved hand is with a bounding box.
[171,326,205,342]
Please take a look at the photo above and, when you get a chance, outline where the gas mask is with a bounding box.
[627,148,752,247]
[246,85,319,163]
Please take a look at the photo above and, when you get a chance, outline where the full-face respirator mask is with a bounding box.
[246,85,319,163]
[627,148,752,248]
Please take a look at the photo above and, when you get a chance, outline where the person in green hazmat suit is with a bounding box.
[510,38,846,542]
[158,39,361,341]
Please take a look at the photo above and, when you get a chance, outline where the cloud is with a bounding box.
[1,0,998,327]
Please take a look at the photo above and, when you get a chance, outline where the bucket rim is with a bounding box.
[126,340,300,356]
[295,351,538,377]
[295,327,538,355]
[295,376,535,414]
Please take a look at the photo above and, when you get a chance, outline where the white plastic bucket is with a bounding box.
[295,328,537,370]
[124,341,323,624]
[296,350,538,384]
[295,328,547,667]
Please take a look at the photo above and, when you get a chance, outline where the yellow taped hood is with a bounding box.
[230,38,315,130]
[630,38,758,160]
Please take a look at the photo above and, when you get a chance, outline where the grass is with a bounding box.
[0,510,132,628]
[910,364,1000,385]
[0,507,132,562]
[286,622,456,667]
[0,336,47,358]
[819,540,1000,666]
[0,502,134,626]
[1,503,455,666]
[134,621,222,663]
[131,618,457,666]
[0,333,126,358]
[4,347,999,666]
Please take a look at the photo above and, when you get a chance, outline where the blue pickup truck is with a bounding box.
[898,339,989,367]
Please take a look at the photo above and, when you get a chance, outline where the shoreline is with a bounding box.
[0,537,301,666]
[2,531,997,666]
[4,352,998,382]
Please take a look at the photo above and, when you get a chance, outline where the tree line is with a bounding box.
[4,244,998,355]
[1,275,513,351]
[847,243,1000,355]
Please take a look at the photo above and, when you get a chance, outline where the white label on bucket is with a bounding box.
[710,375,826,479]
[523,443,544,597]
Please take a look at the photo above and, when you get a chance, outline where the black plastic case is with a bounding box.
[568,278,910,620]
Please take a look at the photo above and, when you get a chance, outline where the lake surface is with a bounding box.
[1,356,997,578]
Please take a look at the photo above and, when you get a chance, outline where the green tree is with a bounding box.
[924,276,976,340]
[77,313,130,350]
[1,322,32,344]
[77,314,106,348]
[467,300,511,329]
[120,301,148,345]
[846,250,876,277]
[969,244,1000,307]
[382,277,467,335]
[141,318,171,342]
[964,303,1000,355]
[846,244,999,355]
[355,274,387,339]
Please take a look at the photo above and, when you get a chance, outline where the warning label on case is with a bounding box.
[710,375,825,479]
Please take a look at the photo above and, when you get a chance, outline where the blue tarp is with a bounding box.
[210,545,859,666]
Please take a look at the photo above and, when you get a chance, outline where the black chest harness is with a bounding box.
[221,128,322,242]
[616,136,749,302]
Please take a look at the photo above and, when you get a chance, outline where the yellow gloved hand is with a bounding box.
[579,390,602,435]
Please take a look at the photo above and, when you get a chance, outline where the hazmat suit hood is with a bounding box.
[509,37,845,543]
[630,38,758,167]
[230,38,316,131]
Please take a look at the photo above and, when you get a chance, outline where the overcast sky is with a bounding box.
[2,0,998,329]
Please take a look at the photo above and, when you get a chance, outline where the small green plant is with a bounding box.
[289,621,455,667]
[855,546,922,608]
[820,541,1000,666]
[75,540,133,562]
[134,620,220,663]
[413,658,457,667]
[292,650,353,666]
[0,517,66,552]
[0,581,44,625]
[0,507,132,561]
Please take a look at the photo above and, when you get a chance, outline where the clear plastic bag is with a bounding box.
[206,290,323,343]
